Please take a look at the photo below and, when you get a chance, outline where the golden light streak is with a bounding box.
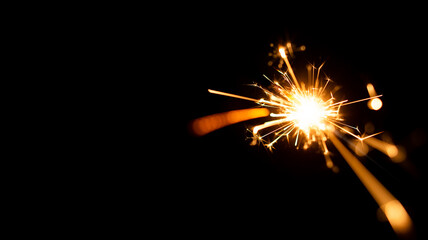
[191,44,413,238]
[363,137,406,162]
[340,95,383,106]
[208,89,260,103]
[364,137,398,157]
[209,88,289,109]
[329,133,394,203]
[323,152,339,173]
[329,133,413,235]
[279,46,300,89]
[366,83,378,97]
[353,140,369,156]
[253,118,290,135]
[191,108,270,136]
[381,200,413,235]
[202,47,384,153]
[328,121,383,141]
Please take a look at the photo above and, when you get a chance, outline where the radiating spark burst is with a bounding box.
[191,44,414,237]
[204,46,382,154]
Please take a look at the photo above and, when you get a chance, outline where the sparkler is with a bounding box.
[190,44,413,237]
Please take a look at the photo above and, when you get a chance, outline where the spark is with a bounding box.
[207,89,260,103]
[191,44,414,237]
[190,108,270,136]
[329,132,413,235]
[363,137,407,163]
[205,47,382,151]
[366,83,383,110]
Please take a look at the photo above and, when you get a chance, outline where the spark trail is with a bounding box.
[190,44,413,237]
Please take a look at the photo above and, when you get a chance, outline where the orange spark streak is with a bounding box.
[363,137,406,162]
[340,95,383,106]
[279,47,300,89]
[366,83,377,96]
[191,44,411,238]
[208,89,260,103]
[209,89,288,108]
[329,132,413,235]
[191,108,270,136]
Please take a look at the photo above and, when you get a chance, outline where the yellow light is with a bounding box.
[368,98,383,110]
[279,47,286,59]
[292,97,326,131]
[191,43,413,238]
[203,46,384,149]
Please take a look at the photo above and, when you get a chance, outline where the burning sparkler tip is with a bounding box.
[192,43,414,239]
[279,47,287,59]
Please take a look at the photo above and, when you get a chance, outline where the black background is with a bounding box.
[165,8,428,239]
[13,4,428,239]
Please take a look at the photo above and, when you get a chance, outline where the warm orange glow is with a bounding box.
[201,47,384,155]
[386,145,398,158]
[279,46,300,88]
[329,133,413,235]
[366,83,377,97]
[329,133,395,204]
[368,98,383,110]
[208,89,260,103]
[354,140,369,156]
[381,200,413,235]
[366,83,382,110]
[191,44,412,238]
[279,47,286,59]
[363,137,406,162]
[391,146,406,163]
[191,108,270,136]
[199,47,384,151]
[293,97,326,130]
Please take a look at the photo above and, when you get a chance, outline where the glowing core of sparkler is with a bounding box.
[291,96,327,132]
[190,43,414,237]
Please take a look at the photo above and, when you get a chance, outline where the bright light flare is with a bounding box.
[368,98,383,110]
[192,45,413,237]
[279,46,287,59]
[291,96,327,131]
[204,46,381,152]
[367,83,383,110]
